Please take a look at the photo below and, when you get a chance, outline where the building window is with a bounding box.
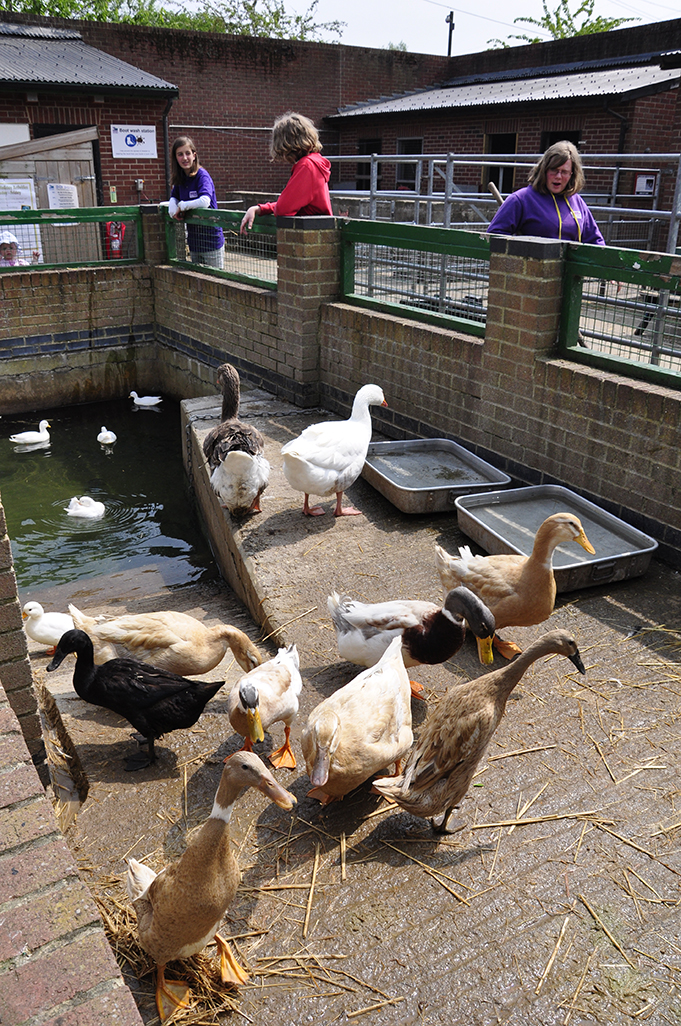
[396,138,423,189]
[484,132,517,195]
[356,139,382,191]
[540,130,581,151]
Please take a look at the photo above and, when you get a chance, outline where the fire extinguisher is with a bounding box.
[105,220,125,259]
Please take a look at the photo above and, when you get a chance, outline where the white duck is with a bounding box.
[97,426,117,445]
[227,645,302,768]
[22,601,74,654]
[129,391,162,407]
[203,364,270,516]
[10,420,50,445]
[281,383,387,516]
[301,635,413,803]
[65,496,105,519]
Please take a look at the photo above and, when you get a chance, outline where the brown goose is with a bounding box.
[373,629,585,832]
[435,513,595,662]
[127,751,296,1020]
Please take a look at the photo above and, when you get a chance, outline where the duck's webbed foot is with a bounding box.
[155,964,191,1021]
[303,494,326,516]
[215,933,249,986]
[430,807,464,834]
[493,634,523,660]
[269,726,296,769]
[125,736,156,772]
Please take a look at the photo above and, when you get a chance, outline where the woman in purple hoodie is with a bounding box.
[487,141,604,245]
[240,112,332,234]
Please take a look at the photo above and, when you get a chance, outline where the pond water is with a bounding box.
[1,397,215,596]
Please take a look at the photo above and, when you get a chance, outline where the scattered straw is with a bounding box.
[578,893,635,968]
[488,744,556,762]
[535,916,570,994]
[347,996,405,1018]
[563,949,594,1026]
[302,843,320,939]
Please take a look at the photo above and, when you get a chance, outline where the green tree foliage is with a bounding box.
[488,0,637,48]
[0,0,344,40]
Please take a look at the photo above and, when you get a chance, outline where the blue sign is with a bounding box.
[125,134,137,148]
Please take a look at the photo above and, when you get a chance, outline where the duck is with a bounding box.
[64,495,105,519]
[22,601,74,654]
[46,629,226,770]
[227,645,301,768]
[434,512,595,663]
[202,363,270,516]
[129,391,162,407]
[127,750,296,1021]
[97,426,117,445]
[9,420,50,445]
[327,588,497,692]
[281,383,387,516]
[373,629,585,832]
[68,604,263,677]
[301,635,413,803]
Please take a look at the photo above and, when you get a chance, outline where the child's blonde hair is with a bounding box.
[270,112,322,165]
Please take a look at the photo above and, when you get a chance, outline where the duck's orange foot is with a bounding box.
[215,933,249,987]
[493,634,523,660]
[303,495,326,516]
[269,727,296,769]
[156,965,191,1022]
[306,786,336,805]
[45,645,57,655]
[409,679,425,700]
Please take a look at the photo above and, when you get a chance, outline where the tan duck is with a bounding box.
[227,645,302,768]
[435,512,595,663]
[301,635,413,804]
[68,604,262,676]
[202,363,270,516]
[373,629,585,832]
[127,750,296,1020]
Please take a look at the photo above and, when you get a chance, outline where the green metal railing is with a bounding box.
[0,206,143,268]
[340,219,490,337]
[164,208,277,289]
[560,242,681,388]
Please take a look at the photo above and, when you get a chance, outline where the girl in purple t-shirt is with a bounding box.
[169,136,224,268]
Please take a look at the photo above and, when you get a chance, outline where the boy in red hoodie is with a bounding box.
[240,112,332,233]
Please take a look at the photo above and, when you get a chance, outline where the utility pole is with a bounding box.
[446,11,455,56]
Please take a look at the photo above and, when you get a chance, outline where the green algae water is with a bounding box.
[1,397,215,594]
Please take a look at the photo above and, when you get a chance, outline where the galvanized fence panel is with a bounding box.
[340,219,490,337]
[0,206,143,268]
[560,243,681,388]
[164,208,277,289]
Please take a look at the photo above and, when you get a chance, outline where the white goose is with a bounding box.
[10,420,50,445]
[65,496,105,519]
[22,601,74,653]
[129,391,162,407]
[281,384,387,516]
[97,426,117,445]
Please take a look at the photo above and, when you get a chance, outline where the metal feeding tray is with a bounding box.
[455,485,658,592]
[362,439,511,514]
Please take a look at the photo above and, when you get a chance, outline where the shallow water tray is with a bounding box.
[455,485,657,592]
[362,439,511,514]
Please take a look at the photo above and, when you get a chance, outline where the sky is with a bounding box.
[308,0,680,56]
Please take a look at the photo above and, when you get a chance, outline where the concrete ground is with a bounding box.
[33,384,681,1026]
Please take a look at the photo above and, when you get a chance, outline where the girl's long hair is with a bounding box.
[529,140,585,197]
[170,136,199,189]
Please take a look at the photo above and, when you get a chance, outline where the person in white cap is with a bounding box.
[0,231,28,266]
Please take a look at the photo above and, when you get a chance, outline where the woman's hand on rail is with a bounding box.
[240,205,260,234]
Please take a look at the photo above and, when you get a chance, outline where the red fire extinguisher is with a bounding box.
[105,221,125,259]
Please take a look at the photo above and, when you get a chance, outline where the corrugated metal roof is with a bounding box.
[334,64,680,117]
[0,22,81,39]
[0,23,177,93]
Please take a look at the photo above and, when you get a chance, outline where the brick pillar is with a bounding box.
[139,203,167,265]
[486,235,565,363]
[275,215,340,407]
[0,495,44,773]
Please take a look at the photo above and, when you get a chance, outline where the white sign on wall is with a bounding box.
[47,182,79,208]
[111,125,157,159]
